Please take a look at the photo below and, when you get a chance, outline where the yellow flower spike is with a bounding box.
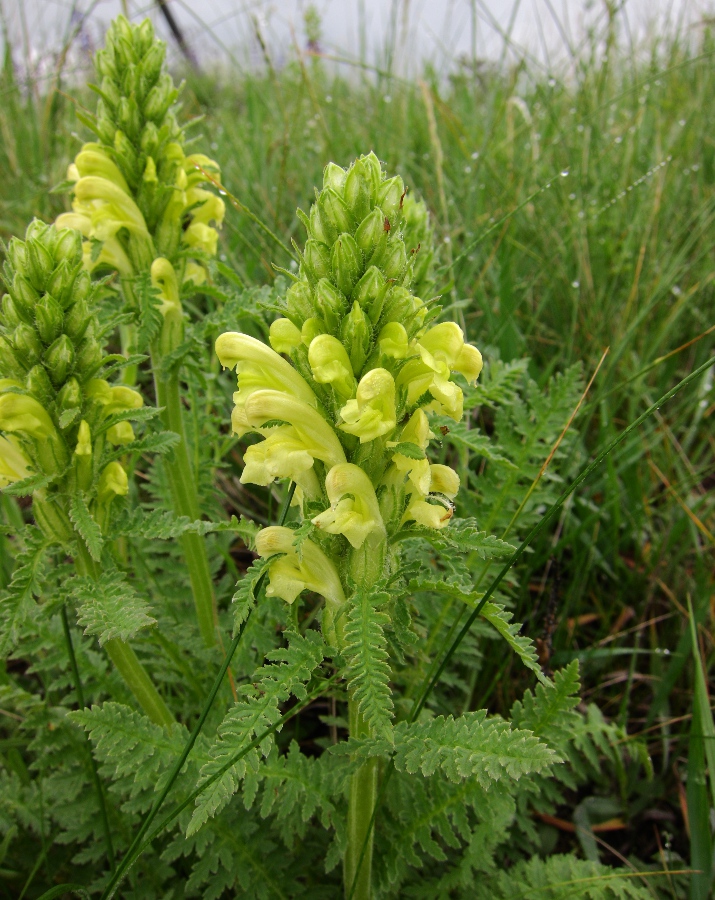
[74,144,130,193]
[240,425,321,497]
[429,464,460,499]
[269,319,302,355]
[308,335,355,401]
[73,176,151,240]
[243,390,346,469]
[96,461,129,503]
[216,332,320,436]
[255,525,346,608]
[377,322,411,359]
[0,435,31,488]
[312,463,385,549]
[339,368,396,443]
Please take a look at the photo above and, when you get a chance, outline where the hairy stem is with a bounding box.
[345,701,378,900]
[74,542,174,727]
[152,356,219,647]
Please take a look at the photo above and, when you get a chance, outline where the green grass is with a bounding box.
[1,5,713,884]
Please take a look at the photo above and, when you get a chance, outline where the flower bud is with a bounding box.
[64,297,91,343]
[382,286,418,326]
[97,460,129,503]
[0,391,68,475]
[378,322,411,359]
[95,107,117,146]
[72,270,92,306]
[72,419,93,492]
[46,259,77,308]
[25,364,55,405]
[136,17,156,56]
[45,334,75,385]
[301,318,324,346]
[75,336,103,377]
[339,368,396,443]
[100,75,121,110]
[285,280,316,325]
[303,239,331,282]
[107,421,135,445]
[355,207,385,254]
[308,203,329,244]
[269,318,302,354]
[12,274,40,313]
[33,497,75,544]
[25,239,54,291]
[94,49,115,80]
[53,227,83,265]
[0,336,25,377]
[143,73,176,121]
[113,130,139,181]
[25,219,51,243]
[2,294,26,329]
[308,334,355,400]
[0,435,31,488]
[331,232,362,296]
[121,63,139,100]
[322,162,347,195]
[6,238,27,271]
[13,324,44,368]
[343,159,371,221]
[318,187,354,239]
[57,377,82,412]
[117,96,142,140]
[352,266,386,315]
[377,175,404,223]
[314,278,347,332]
[381,239,407,279]
[138,43,164,92]
[140,120,160,157]
[340,301,372,375]
[35,293,64,345]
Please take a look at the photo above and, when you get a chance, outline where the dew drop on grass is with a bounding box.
[569,192,576,200]
[471,151,479,160]
[561,170,569,177]
[572,280,580,288]
[464,166,472,174]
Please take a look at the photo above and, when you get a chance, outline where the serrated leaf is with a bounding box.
[70,569,156,645]
[0,527,48,656]
[2,473,54,496]
[463,356,529,410]
[69,493,103,561]
[135,272,163,352]
[432,418,516,467]
[409,518,516,559]
[391,441,426,459]
[58,407,81,429]
[480,601,548,684]
[102,430,180,464]
[231,556,270,632]
[407,578,484,607]
[94,405,163,438]
[96,353,148,380]
[189,631,325,835]
[342,583,394,741]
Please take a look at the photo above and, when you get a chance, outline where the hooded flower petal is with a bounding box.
[308,334,355,400]
[312,463,385,548]
[0,435,31,487]
[255,525,345,607]
[339,368,396,442]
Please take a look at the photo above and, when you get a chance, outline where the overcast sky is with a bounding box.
[5,0,713,76]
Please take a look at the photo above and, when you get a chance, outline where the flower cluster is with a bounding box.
[0,221,141,540]
[217,153,482,621]
[56,16,224,288]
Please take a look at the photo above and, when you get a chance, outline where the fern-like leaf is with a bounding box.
[70,569,156,644]
[135,272,163,351]
[69,493,103,561]
[0,527,48,655]
[188,630,325,835]
[433,418,516,467]
[416,518,515,559]
[479,601,547,684]
[102,430,180,465]
[342,584,394,741]
[494,853,652,899]
[231,557,271,632]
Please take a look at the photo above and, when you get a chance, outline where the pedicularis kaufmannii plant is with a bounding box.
[0,14,655,900]
[216,152,482,896]
[56,16,225,649]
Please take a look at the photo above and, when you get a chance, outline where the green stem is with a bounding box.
[345,701,378,900]
[74,543,174,728]
[152,357,218,648]
[61,606,116,872]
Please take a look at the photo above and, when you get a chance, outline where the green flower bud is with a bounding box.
[362,151,383,201]
[341,301,372,375]
[0,335,25,377]
[136,17,156,55]
[72,271,92,307]
[95,108,117,146]
[140,120,160,157]
[315,278,347,332]
[11,273,40,314]
[75,336,103,376]
[45,259,77,309]
[269,318,302,355]
[45,334,75,385]
[318,187,353,240]
[57,377,82,411]
[120,63,139,101]
[355,207,386,254]
[308,203,329,244]
[352,266,387,314]
[343,159,371,221]
[377,175,404,222]
[99,75,121,110]
[382,285,416,326]
[138,43,165,93]
[2,293,28,328]
[64,298,90,343]
[114,129,139,181]
[143,74,176,121]
[13,323,44,368]
[33,497,74,545]
[25,219,51,243]
[381,239,407,280]
[26,364,55,404]
[95,49,116,80]
[286,280,316,326]
[6,238,27,271]
[301,317,325,346]
[331,232,362,296]
[303,239,331,282]
[117,96,142,140]
[52,228,83,266]
[25,239,54,291]
[35,293,64,345]
[323,162,347,195]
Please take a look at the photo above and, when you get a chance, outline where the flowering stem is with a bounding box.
[345,701,378,900]
[152,355,219,648]
[74,542,174,728]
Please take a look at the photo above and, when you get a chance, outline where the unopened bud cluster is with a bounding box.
[0,221,142,539]
[57,16,224,287]
[217,154,482,641]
